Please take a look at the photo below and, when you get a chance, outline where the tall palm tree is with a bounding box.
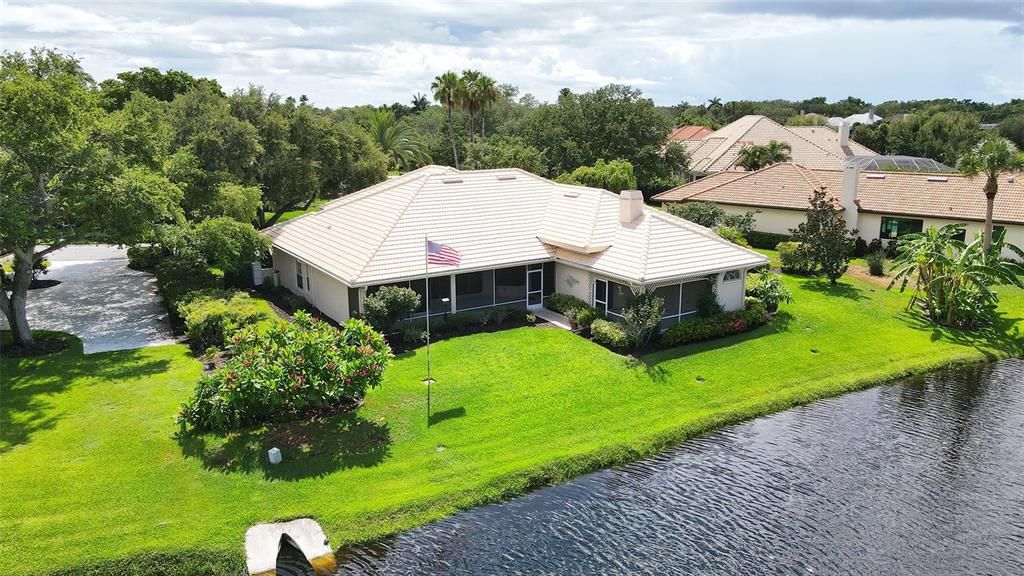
[460,69,482,141]
[707,96,723,117]
[474,75,500,138]
[431,71,462,168]
[737,140,792,171]
[363,109,431,171]
[762,140,792,164]
[958,135,1024,252]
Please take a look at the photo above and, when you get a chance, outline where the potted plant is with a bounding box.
[564,307,581,330]
[746,270,793,314]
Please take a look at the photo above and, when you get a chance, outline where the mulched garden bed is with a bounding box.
[1,332,74,357]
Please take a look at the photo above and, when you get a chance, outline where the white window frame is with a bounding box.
[723,270,741,282]
[295,260,311,292]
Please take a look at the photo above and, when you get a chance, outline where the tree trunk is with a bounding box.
[983,175,997,254]
[1,249,36,347]
[262,202,299,229]
[447,106,459,169]
[481,113,486,139]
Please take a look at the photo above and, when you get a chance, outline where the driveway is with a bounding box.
[8,244,177,354]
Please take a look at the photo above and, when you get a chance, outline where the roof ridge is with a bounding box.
[351,171,434,280]
[793,163,827,191]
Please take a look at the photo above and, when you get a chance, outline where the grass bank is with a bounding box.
[2,273,1023,575]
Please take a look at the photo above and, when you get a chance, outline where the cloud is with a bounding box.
[1,1,1021,107]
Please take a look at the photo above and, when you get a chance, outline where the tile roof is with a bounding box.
[682,115,878,172]
[667,125,714,142]
[653,162,1024,225]
[265,166,767,287]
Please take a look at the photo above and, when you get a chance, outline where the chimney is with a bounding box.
[839,122,851,147]
[840,161,860,232]
[619,189,644,224]
[868,109,875,122]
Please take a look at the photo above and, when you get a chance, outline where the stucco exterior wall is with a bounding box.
[272,249,351,324]
[716,270,747,312]
[554,262,592,302]
[856,213,1024,260]
[719,205,805,236]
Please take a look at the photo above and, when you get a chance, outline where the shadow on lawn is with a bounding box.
[797,278,867,301]
[176,412,392,480]
[897,308,1024,361]
[1,333,172,452]
[428,406,466,427]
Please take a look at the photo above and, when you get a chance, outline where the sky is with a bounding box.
[2,0,1023,108]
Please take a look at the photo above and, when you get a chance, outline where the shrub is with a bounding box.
[777,241,813,273]
[193,217,271,283]
[177,312,392,432]
[155,257,221,308]
[745,270,793,313]
[621,292,664,349]
[563,306,582,327]
[853,237,869,257]
[402,323,426,344]
[492,307,516,325]
[663,297,770,346]
[695,276,723,317]
[665,201,724,228]
[790,189,857,283]
[127,245,162,273]
[865,249,886,276]
[444,311,480,332]
[545,293,589,315]
[714,225,749,247]
[746,231,790,250]
[721,211,757,235]
[590,319,631,349]
[177,290,277,350]
[363,285,421,334]
[576,306,603,328]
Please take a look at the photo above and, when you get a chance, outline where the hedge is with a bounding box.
[176,290,278,351]
[746,231,791,250]
[590,319,631,349]
[662,297,769,347]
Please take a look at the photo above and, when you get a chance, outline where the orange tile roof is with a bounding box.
[653,163,1024,225]
[667,125,714,142]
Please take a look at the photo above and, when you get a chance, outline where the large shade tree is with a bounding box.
[0,49,184,347]
[958,135,1024,253]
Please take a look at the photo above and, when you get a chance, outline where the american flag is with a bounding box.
[426,239,461,266]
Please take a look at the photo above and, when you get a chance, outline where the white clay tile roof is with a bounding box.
[265,166,767,287]
[683,115,877,172]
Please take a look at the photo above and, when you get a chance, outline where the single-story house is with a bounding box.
[828,111,883,128]
[264,166,768,328]
[652,161,1024,258]
[676,115,878,174]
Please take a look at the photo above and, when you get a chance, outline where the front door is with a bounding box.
[527,264,543,308]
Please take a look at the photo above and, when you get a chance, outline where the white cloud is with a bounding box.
[1,1,1020,106]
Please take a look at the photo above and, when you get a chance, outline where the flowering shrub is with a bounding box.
[662,297,769,347]
[177,311,392,432]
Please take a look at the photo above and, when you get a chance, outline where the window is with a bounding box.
[295,260,310,291]
[879,217,923,240]
[951,227,967,242]
[607,282,637,315]
[654,285,681,317]
[723,270,741,282]
[348,287,360,316]
[594,278,608,313]
[456,271,484,295]
[682,280,708,314]
[456,270,494,310]
[494,266,527,304]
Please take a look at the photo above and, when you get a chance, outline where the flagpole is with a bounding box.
[424,235,432,421]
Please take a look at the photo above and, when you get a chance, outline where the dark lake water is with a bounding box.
[335,360,1024,575]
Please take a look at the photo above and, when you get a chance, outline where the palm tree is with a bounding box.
[431,71,462,168]
[707,97,723,117]
[410,92,429,114]
[762,140,792,164]
[737,140,792,171]
[460,69,482,141]
[363,109,431,171]
[474,75,501,138]
[958,135,1024,252]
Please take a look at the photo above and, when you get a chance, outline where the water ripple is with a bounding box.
[336,360,1024,576]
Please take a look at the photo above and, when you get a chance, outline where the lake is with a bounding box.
[336,359,1024,575]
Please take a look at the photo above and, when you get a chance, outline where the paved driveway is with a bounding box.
[11,245,176,354]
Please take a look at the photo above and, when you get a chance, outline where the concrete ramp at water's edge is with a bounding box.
[245,518,336,576]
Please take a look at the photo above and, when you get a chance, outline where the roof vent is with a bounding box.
[496,174,517,181]
[1008,176,1015,183]
[866,173,886,179]
[563,190,580,198]
[441,177,463,184]
[927,176,948,182]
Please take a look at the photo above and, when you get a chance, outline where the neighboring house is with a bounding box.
[828,111,883,127]
[667,124,714,144]
[677,115,877,174]
[264,166,767,328]
[653,162,1024,258]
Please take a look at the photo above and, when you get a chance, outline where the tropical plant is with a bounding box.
[737,140,792,171]
[410,92,430,114]
[363,285,421,335]
[791,189,857,283]
[459,69,482,141]
[958,135,1024,252]
[865,249,886,276]
[431,71,463,168]
[555,159,637,192]
[363,108,431,171]
[888,224,1024,328]
[177,312,392,432]
[745,270,793,313]
[473,74,501,138]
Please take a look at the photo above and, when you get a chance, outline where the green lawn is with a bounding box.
[264,199,327,225]
[3,273,1024,575]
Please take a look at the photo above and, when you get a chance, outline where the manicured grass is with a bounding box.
[3,274,1024,575]
[264,199,327,225]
